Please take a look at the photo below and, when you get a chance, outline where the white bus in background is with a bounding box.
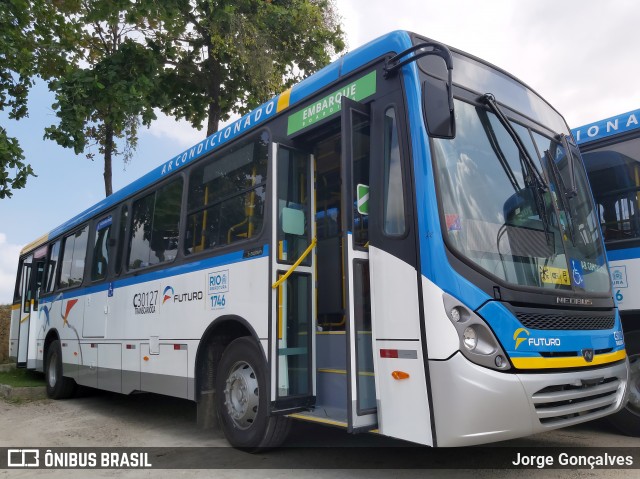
[574,109,640,435]
[9,30,630,449]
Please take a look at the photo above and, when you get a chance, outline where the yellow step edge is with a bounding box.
[288,412,347,428]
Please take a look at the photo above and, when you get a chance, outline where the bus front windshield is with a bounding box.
[432,99,611,294]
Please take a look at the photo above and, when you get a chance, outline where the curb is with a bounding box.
[0,383,47,400]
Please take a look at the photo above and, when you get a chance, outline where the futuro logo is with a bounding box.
[162,286,174,304]
[513,328,530,349]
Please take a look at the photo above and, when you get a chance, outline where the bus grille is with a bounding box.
[515,311,615,330]
[531,377,621,426]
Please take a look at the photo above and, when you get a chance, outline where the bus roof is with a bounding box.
[572,108,640,145]
[21,30,415,256]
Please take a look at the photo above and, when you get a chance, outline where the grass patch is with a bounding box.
[0,368,45,387]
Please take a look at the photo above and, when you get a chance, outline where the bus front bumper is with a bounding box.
[429,352,629,447]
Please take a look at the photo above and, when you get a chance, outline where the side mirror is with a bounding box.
[422,56,455,139]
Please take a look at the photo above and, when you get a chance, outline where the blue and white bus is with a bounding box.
[10,31,629,448]
[574,109,640,435]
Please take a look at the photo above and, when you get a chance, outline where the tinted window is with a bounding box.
[129,179,183,270]
[92,216,112,281]
[383,108,406,236]
[582,136,640,244]
[116,206,128,274]
[45,241,61,293]
[59,227,89,289]
[13,259,23,302]
[185,133,268,254]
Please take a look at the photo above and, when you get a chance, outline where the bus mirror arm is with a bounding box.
[385,42,456,139]
[384,41,453,78]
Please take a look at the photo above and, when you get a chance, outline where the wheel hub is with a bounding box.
[223,361,259,430]
[48,350,58,388]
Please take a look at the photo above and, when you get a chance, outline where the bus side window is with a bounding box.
[583,147,640,242]
[129,179,183,270]
[92,216,112,282]
[59,226,89,289]
[185,133,268,254]
[115,206,128,275]
[13,259,23,304]
[45,241,61,293]
[382,107,406,236]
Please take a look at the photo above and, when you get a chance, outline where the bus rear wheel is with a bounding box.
[608,331,640,436]
[215,337,290,450]
[45,340,76,399]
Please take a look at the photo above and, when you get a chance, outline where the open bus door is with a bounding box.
[270,144,317,412]
[341,98,378,432]
[16,247,46,368]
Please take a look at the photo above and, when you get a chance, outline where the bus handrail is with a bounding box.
[271,237,317,289]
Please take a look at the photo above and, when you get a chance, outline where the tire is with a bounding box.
[215,337,290,450]
[45,340,77,399]
[608,330,640,436]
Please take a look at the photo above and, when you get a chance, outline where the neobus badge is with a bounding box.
[556,297,593,306]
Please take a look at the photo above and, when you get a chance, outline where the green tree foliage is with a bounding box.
[144,0,345,135]
[44,1,161,197]
[0,0,39,199]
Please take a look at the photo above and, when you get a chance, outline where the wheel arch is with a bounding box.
[43,328,61,363]
[194,315,264,401]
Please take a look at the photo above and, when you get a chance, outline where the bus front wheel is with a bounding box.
[609,331,640,436]
[45,340,76,399]
[215,337,290,450]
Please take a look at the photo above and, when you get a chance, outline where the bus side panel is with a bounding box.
[141,343,188,399]
[369,247,433,445]
[9,304,20,361]
[103,254,269,399]
[26,304,41,369]
[78,342,98,388]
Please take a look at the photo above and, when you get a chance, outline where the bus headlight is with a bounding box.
[443,293,511,371]
[463,327,477,350]
[450,307,463,322]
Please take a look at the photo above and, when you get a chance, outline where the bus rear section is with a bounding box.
[574,108,640,436]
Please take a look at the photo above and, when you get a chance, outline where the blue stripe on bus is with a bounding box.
[39,245,269,304]
[606,246,640,262]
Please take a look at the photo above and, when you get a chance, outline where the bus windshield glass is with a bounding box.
[432,99,611,293]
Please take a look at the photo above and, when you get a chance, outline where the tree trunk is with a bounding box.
[205,44,222,137]
[206,103,220,137]
[104,123,114,197]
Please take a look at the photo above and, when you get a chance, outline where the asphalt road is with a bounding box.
[0,389,638,478]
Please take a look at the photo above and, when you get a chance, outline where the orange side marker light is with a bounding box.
[392,371,410,380]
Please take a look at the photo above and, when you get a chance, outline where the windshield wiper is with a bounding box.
[481,94,548,190]
[544,149,576,246]
[481,93,552,243]
[477,107,521,193]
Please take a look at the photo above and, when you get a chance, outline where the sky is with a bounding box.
[1,0,640,303]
